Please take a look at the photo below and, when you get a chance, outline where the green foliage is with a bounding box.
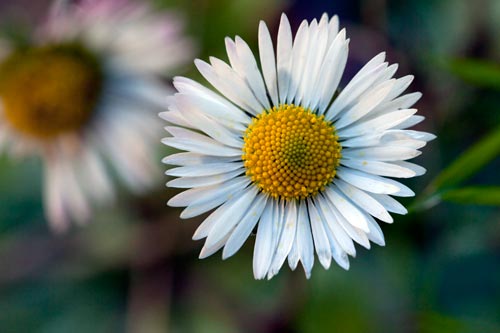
[414,123,500,210]
[446,59,500,90]
[431,125,500,192]
[419,312,500,333]
[441,187,500,206]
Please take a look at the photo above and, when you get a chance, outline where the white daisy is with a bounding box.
[0,0,194,232]
[162,13,435,279]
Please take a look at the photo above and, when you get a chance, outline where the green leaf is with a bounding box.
[446,58,500,90]
[430,124,500,191]
[441,186,500,206]
[419,311,500,333]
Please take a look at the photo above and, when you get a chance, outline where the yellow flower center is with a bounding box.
[242,104,342,200]
[0,44,102,139]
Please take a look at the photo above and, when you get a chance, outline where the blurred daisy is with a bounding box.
[162,13,434,279]
[0,0,193,232]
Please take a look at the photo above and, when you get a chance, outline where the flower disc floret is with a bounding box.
[242,104,342,200]
[0,44,102,139]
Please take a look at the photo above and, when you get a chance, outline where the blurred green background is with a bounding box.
[0,0,499,332]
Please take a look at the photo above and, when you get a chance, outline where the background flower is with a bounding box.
[0,0,499,332]
[0,0,194,231]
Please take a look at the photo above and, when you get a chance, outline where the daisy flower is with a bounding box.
[162,13,435,279]
[0,0,193,232]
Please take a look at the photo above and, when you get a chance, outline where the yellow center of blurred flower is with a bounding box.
[242,104,342,200]
[0,44,102,139]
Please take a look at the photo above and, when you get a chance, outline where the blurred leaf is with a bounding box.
[430,124,500,191]
[441,186,500,206]
[419,312,500,333]
[446,59,500,90]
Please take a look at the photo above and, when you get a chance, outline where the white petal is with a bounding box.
[324,226,350,270]
[373,63,398,85]
[234,36,271,109]
[159,110,191,127]
[296,200,314,278]
[368,193,408,215]
[304,18,330,105]
[379,130,429,145]
[168,176,247,207]
[167,169,243,188]
[392,115,425,130]
[340,158,417,178]
[173,97,244,147]
[166,162,242,177]
[385,75,414,101]
[315,195,356,256]
[209,56,264,113]
[258,21,279,106]
[288,237,300,270]
[297,19,321,107]
[341,133,383,148]
[173,77,251,124]
[370,92,422,117]
[342,146,421,161]
[323,186,370,232]
[327,15,340,44]
[253,199,276,279]
[204,187,259,249]
[396,130,436,142]
[266,199,287,280]
[162,126,241,157]
[59,158,91,225]
[328,201,370,249]
[339,168,416,197]
[340,129,432,149]
[318,13,329,35]
[335,178,393,223]
[336,167,400,194]
[339,170,414,197]
[342,168,415,197]
[43,160,68,233]
[364,213,386,246]
[337,109,417,138]
[287,20,309,103]
[98,115,158,192]
[276,13,293,104]
[191,187,250,241]
[162,152,239,166]
[388,180,415,197]
[335,79,395,129]
[357,52,386,73]
[81,146,114,203]
[199,234,231,259]
[392,161,427,176]
[308,198,332,269]
[391,91,422,109]
[223,193,268,259]
[316,31,349,113]
[379,138,427,150]
[194,58,261,115]
[179,179,251,219]
[326,58,388,120]
[268,200,298,276]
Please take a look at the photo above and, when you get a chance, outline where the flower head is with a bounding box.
[162,13,435,279]
[0,0,194,232]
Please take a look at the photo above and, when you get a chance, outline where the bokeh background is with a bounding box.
[0,0,499,332]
